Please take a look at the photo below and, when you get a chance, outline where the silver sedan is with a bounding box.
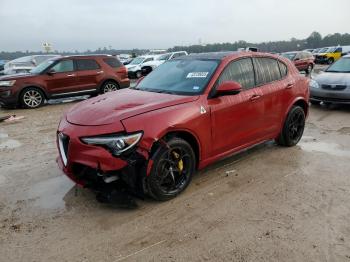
[310,54,350,104]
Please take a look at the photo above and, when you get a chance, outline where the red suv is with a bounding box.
[281,51,315,74]
[0,55,129,109]
[57,52,309,202]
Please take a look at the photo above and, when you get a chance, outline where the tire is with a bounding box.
[101,80,119,94]
[276,106,305,147]
[135,71,142,79]
[20,87,45,109]
[305,64,313,74]
[146,138,196,201]
[310,100,320,105]
[327,58,334,65]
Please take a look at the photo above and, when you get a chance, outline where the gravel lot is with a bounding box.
[1,65,350,261]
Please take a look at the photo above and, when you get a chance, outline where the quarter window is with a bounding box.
[76,59,100,71]
[103,57,122,68]
[278,61,288,77]
[51,60,74,73]
[217,58,255,89]
[253,58,282,85]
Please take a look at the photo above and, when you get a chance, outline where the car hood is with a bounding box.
[66,88,199,126]
[0,73,37,80]
[314,72,350,86]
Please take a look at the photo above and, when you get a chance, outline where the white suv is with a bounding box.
[125,55,158,78]
[141,51,188,75]
[3,55,60,75]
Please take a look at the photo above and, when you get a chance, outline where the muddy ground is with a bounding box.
[1,67,350,261]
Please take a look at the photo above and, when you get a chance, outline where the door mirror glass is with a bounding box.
[215,81,242,97]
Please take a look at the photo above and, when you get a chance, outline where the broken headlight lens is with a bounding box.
[81,132,143,156]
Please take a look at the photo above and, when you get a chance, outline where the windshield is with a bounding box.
[30,59,55,74]
[282,53,296,60]
[136,59,219,95]
[129,57,145,65]
[318,48,329,53]
[326,58,350,73]
[326,47,336,53]
[157,53,172,61]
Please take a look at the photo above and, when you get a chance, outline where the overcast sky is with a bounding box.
[0,0,349,52]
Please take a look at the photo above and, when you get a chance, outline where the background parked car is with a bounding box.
[315,46,350,64]
[0,55,129,109]
[117,54,133,65]
[3,55,60,75]
[310,54,350,105]
[125,55,158,78]
[0,60,6,74]
[141,51,188,75]
[281,51,315,73]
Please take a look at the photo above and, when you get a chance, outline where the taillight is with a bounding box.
[116,66,128,78]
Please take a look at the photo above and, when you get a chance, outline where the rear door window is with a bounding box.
[217,58,255,90]
[103,57,122,68]
[253,57,282,85]
[76,59,100,71]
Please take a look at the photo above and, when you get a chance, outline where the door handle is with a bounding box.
[285,83,294,89]
[250,94,262,101]
[67,74,76,77]
[96,70,104,74]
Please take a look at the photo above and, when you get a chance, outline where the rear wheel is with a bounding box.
[135,71,142,79]
[20,87,45,109]
[327,58,334,64]
[101,81,119,94]
[305,64,313,74]
[276,106,305,147]
[146,138,196,201]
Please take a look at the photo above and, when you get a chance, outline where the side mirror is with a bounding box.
[215,81,242,97]
[47,69,56,75]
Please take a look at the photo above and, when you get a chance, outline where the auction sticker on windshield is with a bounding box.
[187,72,209,78]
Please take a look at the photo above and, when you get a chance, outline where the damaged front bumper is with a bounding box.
[56,117,150,197]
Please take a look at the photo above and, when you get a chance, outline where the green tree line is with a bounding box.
[168,32,350,53]
[1,32,350,61]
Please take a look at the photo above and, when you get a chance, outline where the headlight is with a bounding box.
[81,132,143,156]
[0,80,16,87]
[309,79,319,89]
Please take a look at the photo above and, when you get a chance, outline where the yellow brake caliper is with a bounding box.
[172,151,183,173]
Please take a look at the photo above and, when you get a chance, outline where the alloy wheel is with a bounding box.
[288,110,304,141]
[23,90,43,108]
[103,82,118,93]
[155,147,192,194]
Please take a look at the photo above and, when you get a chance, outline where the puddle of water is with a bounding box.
[27,176,75,210]
[299,137,350,158]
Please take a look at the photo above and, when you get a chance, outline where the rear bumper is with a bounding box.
[119,78,130,89]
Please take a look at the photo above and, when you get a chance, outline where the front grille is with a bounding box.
[58,133,70,166]
[311,96,350,103]
[321,84,347,90]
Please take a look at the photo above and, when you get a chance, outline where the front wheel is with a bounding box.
[20,87,45,109]
[276,106,305,147]
[146,138,196,201]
